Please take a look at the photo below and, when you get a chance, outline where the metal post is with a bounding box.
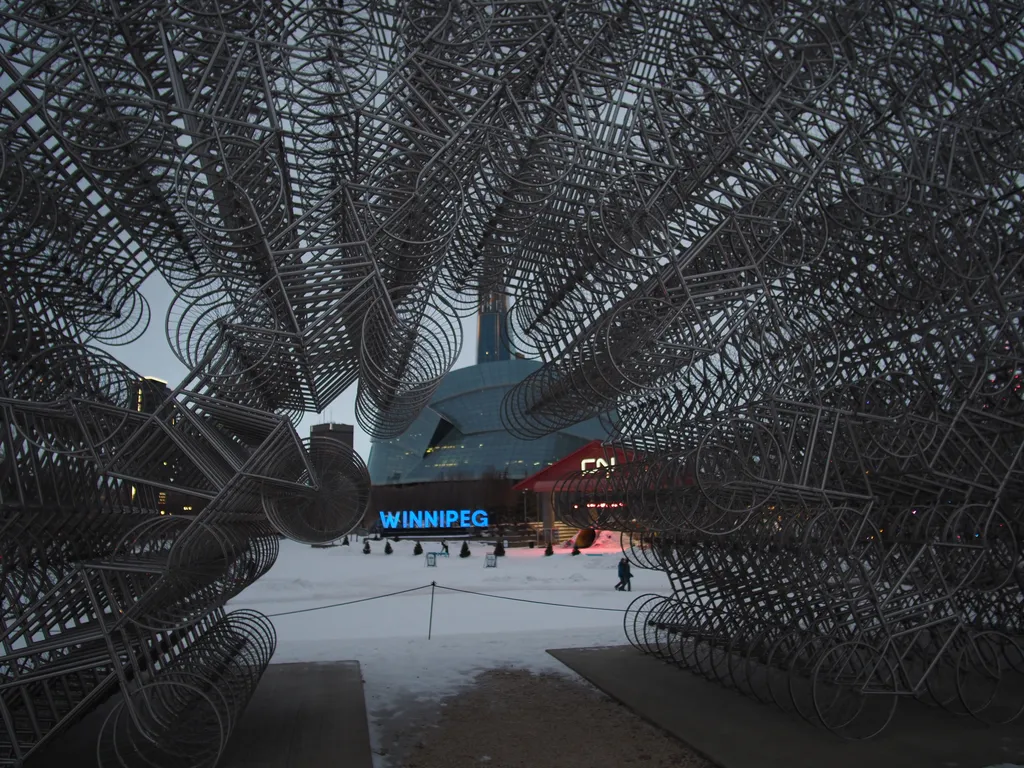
[428,581,436,640]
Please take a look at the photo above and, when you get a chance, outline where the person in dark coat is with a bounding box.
[441,539,449,555]
[615,558,632,591]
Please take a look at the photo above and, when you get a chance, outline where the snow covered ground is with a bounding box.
[228,533,667,764]
[227,536,1022,768]
[228,532,658,668]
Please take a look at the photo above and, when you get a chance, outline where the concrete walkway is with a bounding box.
[26,661,374,768]
[548,646,1024,768]
[220,661,374,768]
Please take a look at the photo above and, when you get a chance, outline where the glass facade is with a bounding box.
[476,291,512,364]
[368,359,607,485]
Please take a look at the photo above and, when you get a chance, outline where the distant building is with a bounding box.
[133,377,207,516]
[133,382,358,519]
[514,440,639,536]
[367,358,604,488]
[136,376,169,414]
[310,422,354,450]
[367,295,610,537]
[476,291,511,364]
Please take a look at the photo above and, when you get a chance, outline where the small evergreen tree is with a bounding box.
[413,541,423,556]
[544,542,554,556]
[362,540,371,554]
[459,541,471,558]
[571,543,581,556]
[342,535,350,546]
[384,541,393,555]
[494,540,505,557]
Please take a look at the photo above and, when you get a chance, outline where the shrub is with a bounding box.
[341,535,350,546]
[362,540,371,554]
[413,541,423,556]
[459,541,471,558]
[544,543,554,556]
[494,540,505,557]
[384,541,393,555]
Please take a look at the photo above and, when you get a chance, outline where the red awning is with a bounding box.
[513,440,638,493]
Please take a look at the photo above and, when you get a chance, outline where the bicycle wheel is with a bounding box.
[648,600,684,661]
[726,616,763,695]
[789,634,833,727]
[623,594,665,650]
[812,641,899,740]
[957,631,1024,725]
[745,623,787,706]
[766,629,811,713]
[920,627,965,714]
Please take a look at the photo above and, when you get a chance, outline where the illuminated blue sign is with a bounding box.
[379,510,489,529]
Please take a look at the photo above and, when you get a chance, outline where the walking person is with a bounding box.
[441,539,449,556]
[615,557,633,591]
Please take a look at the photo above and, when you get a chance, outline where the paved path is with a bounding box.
[548,646,1024,768]
[26,661,374,768]
[220,661,374,768]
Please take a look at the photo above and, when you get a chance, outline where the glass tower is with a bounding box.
[476,291,511,365]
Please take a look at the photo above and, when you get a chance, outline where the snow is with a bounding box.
[228,535,667,764]
[227,538,1022,768]
[229,535,657,654]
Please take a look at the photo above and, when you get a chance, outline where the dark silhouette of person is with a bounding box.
[615,558,632,591]
[441,539,449,555]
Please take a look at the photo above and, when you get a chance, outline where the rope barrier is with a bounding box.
[264,584,434,618]
[263,581,630,618]
[433,584,629,613]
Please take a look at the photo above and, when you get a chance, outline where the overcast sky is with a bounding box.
[100,272,481,460]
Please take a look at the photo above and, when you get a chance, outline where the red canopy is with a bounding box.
[513,440,637,493]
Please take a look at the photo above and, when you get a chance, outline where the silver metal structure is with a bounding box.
[0,0,1021,760]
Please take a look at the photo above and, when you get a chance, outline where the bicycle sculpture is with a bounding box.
[0,0,1020,762]
[522,1,1024,742]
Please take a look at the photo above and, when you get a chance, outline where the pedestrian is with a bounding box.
[441,539,449,555]
[615,557,633,591]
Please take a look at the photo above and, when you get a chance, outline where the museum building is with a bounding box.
[365,296,609,539]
